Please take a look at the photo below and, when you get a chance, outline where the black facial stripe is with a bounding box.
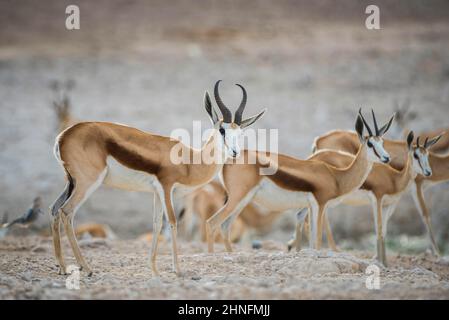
[416,155,424,172]
[372,145,381,159]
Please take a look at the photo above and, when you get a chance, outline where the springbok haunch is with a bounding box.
[49,80,266,276]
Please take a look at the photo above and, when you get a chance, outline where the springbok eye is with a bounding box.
[413,153,419,160]
[219,128,225,136]
[367,141,373,148]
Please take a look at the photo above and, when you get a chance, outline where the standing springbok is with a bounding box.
[50,79,78,133]
[50,80,266,276]
[293,131,439,265]
[313,126,447,255]
[206,109,394,253]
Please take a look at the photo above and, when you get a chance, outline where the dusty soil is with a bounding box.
[1,1,449,300]
[1,235,449,299]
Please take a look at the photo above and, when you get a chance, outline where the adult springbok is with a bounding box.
[50,80,266,276]
[50,79,79,133]
[206,109,394,253]
[292,131,440,266]
[313,124,447,255]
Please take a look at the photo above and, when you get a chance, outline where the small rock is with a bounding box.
[223,256,233,262]
[252,240,262,250]
[31,246,46,253]
[191,276,201,281]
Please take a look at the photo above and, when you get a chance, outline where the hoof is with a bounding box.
[286,238,296,252]
[57,266,67,275]
[252,240,262,250]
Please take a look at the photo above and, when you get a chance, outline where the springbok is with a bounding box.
[49,80,266,276]
[313,126,447,255]
[292,131,440,266]
[205,109,394,253]
[50,80,78,133]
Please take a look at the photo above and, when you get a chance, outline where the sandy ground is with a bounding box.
[1,1,449,299]
[1,235,449,299]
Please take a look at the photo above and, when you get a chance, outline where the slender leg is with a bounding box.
[206,186,256,253]
[150,194,163,277]
[308,200,319,249]
[316,204,327,250]
[287,208,308,251]
[381,201,398,257]
[324,212,338,251]
[221,213,237,253]
[371,195,386,266]
[411,181,440,256]
[61,211,93,275]
[180,195,195,241]
[51,213,67,275]
[159,185,181,275]
[304,211,311,244]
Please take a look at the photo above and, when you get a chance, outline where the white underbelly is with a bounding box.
[252,178,312,211]
[103,156,158,192]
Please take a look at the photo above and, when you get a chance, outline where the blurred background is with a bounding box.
[0,0,448,252]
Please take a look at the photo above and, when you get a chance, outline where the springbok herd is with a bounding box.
[49,80,449,277]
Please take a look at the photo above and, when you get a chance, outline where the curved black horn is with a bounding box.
[214,80,232,123]
[424,137,429,148]
[358,108,373,136]
[371,109,379,135]
[234,84,247,125]
[416,136,421,147]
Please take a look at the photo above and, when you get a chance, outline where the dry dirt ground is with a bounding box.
[1,1,449,299]
[1,235,449,299]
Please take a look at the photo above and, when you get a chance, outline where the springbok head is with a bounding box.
[391,98,417,138]
[204,80,266,158]
[50,79,76,131]
[411,133,443,177]
[356,109,394,164]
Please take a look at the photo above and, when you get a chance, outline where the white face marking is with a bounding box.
[413,148,432,177]
[220,123,242,159]
[366,136,390,163]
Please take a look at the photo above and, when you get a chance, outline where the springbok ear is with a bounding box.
[240,108,266,129]
[355,115,364,142]
[378,113,395,136]
[406,131,414,150]
[204,91,220,125]
[425,133,444,149]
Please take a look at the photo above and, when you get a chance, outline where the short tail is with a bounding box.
[50,171,75,216]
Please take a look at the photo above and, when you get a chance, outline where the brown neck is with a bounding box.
[427,153,449,182]
[384,139,408,171]
[187,130,225,186]
[333,141,372,195]
[396,150,416,191]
